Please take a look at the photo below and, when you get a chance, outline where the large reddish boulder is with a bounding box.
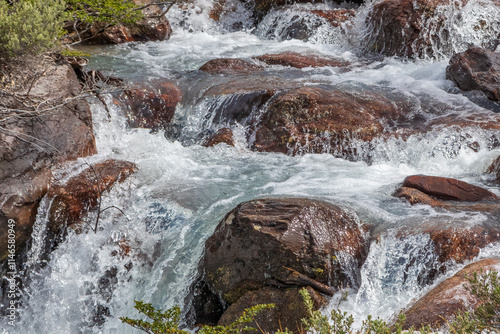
[402,175,498,201]
[47,160,137,232]
[0,57,97,261]
[218,287,326,334]
[446,48,500,102]
[191,198,369,326]
[199,58,264,74]
[401,258,500,329]
[255,52,349,69]
[202,198,369,304]
[120,82,182,131]
[252,86,410,156]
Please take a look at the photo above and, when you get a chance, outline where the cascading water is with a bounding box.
[3,0,500,332]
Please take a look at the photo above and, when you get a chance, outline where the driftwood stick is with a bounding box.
[281,267,336,296]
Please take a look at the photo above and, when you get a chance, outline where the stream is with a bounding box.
[5,0,500,332]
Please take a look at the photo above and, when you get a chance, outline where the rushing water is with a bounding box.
[4,0,500,332]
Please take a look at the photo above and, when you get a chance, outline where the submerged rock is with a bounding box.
[191,198,369,325]
[446,48,500,102]
[402,175,498,202]
[255,52,349,69]
[401,258,500,330]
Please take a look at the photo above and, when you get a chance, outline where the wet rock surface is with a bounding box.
[402,175,498,202]
[252,86,411,156]
[0,57,97,261]
[255,52,349,69]
[47,160,137,232]
[191,197,369,325]
[402,258,500,329]
[119,82,182,131]
[446,47,500,102]
[200,58,264,74]
[203,128,235,147]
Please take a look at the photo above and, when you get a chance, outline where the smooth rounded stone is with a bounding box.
[446,47,500,102]
[402,175,498,201]
[401,258,500,330]
[202,198,370,305]
[218,286,326,334]
[200,58,265,74]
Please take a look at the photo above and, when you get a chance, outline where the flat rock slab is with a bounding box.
[402,175,498,201]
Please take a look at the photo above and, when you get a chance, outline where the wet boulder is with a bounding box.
[199,58,264,74]
[201,198,369,304]
[203,128,235,147]
[390,219,500,286]
[252,86,409,156]
[446,48,500,102]
[255,52,349,69]
[401,258,500,330]
[0,57,97,261]
[362,0,499,58]
[402,175,498,202]
[48,160,137,232]
[120,82,182,131]
[218,286,326,334]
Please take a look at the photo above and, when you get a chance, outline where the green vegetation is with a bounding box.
[0,0,67,58]
[120,300,275,334]
[67,0,143,26]
[122,269,500,334]
[0,0,147,59]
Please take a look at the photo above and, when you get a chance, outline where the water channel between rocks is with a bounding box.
[7,0,500,332]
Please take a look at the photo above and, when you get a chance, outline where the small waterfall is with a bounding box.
[355,0,500,58]
[23,196,54,271]
[254,5,351,45]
